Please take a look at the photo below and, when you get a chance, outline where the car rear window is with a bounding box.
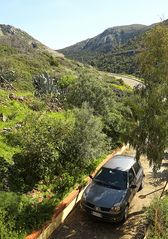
[94,168,127,190]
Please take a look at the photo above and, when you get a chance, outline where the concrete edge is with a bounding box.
[25,145,128,239]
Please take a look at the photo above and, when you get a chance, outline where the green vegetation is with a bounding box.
[0,71,129,237]
[2,22,168,238]
[65,50,141,75]
[133,24,168,238]
[0,191,56,239]
[0,24,132,237]
[122,24,168,170]
[0,97,110,237]
[147,196,168,239]
[1,21,168,238]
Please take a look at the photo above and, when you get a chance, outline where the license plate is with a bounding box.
[91,211,102,218]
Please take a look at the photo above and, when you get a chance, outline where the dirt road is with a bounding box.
[50,148,168,239]
[111,73,143,88]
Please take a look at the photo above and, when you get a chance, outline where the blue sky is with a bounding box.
[1,0,168,49]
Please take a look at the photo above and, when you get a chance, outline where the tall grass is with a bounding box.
[147,196,168,239]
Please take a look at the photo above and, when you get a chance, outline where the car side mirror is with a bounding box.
[89,175,93,180]
[130,184,136,189]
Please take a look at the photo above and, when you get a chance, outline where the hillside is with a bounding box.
[60,24,147,54]
[0,24,131,161]
[58,23,153,75]
[0,24,133,237]
[0,24,63,57]
[0,24,129,91]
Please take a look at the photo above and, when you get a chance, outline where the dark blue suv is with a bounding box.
[81,155,144,222]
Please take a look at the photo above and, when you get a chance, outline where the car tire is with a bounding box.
[122,206,129,222]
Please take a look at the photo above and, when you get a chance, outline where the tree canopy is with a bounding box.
[124,24,168,170]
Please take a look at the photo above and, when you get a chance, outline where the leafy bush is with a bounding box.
[0,67,16,89]
[0,104,109,237]
[58,74,76,89]
[36,173,75,199]
[59,103,108,178]
[7,105,108,192]
[0,209,21,239]
[0,192,25,238]
[8,112,74,192]
[0,191,56,238]
[65,75,115,116]
[16,195,56,233]
[103,111,124,148]
[0,156,10,190]
[48,55,59,67]
[64,74,126,148]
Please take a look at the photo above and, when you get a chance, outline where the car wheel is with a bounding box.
[122,206,129,222]
[138,179,144,191]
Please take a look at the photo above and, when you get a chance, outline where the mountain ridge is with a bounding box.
[58,24,150,53]
[58,22,157,75]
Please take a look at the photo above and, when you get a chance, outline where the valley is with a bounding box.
[0,19,168,239]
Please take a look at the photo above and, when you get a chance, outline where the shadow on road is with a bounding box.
[50,204,145,239]
[148,169,168,187]
[148,159,168,187]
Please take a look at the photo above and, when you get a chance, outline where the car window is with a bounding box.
[133,162,141,175]
[94,168,127,190]
[129,168,135,184]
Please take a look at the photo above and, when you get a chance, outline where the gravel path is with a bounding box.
[50,148,168,239]
[111,74,143,88]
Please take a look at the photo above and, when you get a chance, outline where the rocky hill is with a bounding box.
[58,23,154,75]
[60,24,148,54]
[0,24,63,57]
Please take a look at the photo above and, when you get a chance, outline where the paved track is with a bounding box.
[111,74,143,88]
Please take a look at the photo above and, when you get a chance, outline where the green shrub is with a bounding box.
[0,209,21,239]
[59,103,108,177]
[0,191,56,237]
[16,195,55,233]
[58,74,76,89]
[48,55,59,67]
[0,192,25,238]
[8,112,74,192]
[0,156,10,190]
[7,105,108,194]
[65,75,115,116]
[36,173,75,199]
[64,74,126,148]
